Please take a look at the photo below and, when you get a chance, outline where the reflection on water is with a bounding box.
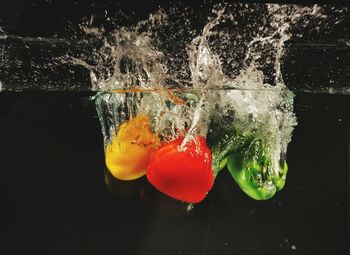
[104,168,191,217]
[139,181,192,218]
[104,169,141,197]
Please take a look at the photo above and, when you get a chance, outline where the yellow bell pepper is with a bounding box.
[105,115,160,180]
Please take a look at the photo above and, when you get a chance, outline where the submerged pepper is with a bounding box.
[210,126,288,200]
[105,115,160,181]
[226,137,288,200]
[147,135,214,204]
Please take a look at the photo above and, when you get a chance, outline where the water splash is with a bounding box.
[88,4,335,182]
[0,26,7,39]
[90,4,328,141]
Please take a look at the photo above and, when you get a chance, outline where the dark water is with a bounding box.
[0,92,348,255]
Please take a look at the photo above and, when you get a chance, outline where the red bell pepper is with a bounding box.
[146,135,214,203]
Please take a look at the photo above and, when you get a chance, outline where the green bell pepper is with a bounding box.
[211,127,288,200]
[226,137,288,200]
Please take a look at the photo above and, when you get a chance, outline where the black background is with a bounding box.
[1,0,349,37]
[0,0,349,254]
[0,92,348,255]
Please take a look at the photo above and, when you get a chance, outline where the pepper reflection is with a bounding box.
[139,179,191,217]
[104,169,191,217]
[104,169,142,197]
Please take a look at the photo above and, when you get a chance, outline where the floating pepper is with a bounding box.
[147,135,214,204]
[105,115,160,181]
